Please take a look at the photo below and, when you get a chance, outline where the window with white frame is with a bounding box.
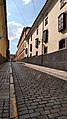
[35,38,38,48]
[58,13,66,32]
[36,26,38,35]
[60,0,66,8]
[43,30,48,43]
[45,13,48,26]
[25,48,28,54]
[30,44,32,52]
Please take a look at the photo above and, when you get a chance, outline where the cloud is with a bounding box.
[8,21,24,41]
[7,11,11,17]
[22,0,31,4]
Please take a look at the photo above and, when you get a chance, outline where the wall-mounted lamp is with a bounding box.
[0,35,4,39]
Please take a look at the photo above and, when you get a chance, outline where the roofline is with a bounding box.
[17,26,31,47]
[25,0,53,41]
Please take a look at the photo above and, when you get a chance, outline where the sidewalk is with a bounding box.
[21,62,67,81]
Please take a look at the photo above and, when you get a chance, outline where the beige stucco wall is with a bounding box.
[0,0,8,59]
[45,0,67,53]
[27,0,67,57]
[28,19,43,57]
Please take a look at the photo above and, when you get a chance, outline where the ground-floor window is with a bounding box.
[36,51,38,56]
[59,39,65,49]
[44,47,47,54]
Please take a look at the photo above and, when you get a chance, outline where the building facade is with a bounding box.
[0,0,9,64]
[24,0,67,57]
[16,27,30,61]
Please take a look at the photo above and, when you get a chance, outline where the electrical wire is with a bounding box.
[31,0,36,16]
[12,0,27,24]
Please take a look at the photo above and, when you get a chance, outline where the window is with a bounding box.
[31,34,32,41]
[59,39,65,49]
[60,0,66,8]
[25,48,28,54]
[36,26,38,35]
[36,51,38,56]
[45,17,48,26]
[35,38,38,48]
[58,13,66,32]
[30,44,32,52]
[43,30,48,43]
[45,13,48,26]
[44,47,47,54]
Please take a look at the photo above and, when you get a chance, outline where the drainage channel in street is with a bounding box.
[10,63,18,119]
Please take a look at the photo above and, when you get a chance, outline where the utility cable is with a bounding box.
[31,0,36,16]
[13,0,27,24]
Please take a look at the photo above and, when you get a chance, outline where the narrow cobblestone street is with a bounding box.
[0,62,67,119]
[12,62,67,119]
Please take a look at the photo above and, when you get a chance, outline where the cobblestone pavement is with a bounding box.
[0,63,10,119]
[12,63,67,119]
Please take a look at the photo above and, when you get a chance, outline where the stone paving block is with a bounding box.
[31,102,39,106]
[18,107,27,111]
[30,112,40,117]
[57,116,67,119]
[52,104,62,109]
[59,110,67,116]
[18,109,28,115]
[37,104,46,108]
[48,113,59,118]
[40,110,50,115]
[39,101,47,104]
[37,115,49,119]
[28,105,37,109]
[46,102,54,106]
[44,106,52,110]
[34,108,44,112]
[18,114,30,119]
[29,109,34,113]
[50,109,60,113]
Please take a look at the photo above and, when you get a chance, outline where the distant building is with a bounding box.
[10,54,15,62]
[0,0,9,64]
[16,27,31,61]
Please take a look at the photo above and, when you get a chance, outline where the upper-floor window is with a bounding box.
[45,13,48,26]
[60,0,66,8]
[43,30,48,43]
[36,26,38,35]
[30,44,32,52]
[28,38,29,44]
[59,39,65,49]
[31,34,32,41]
[35,38,38,48]
[58,13,66,32]
[25,48,28,54]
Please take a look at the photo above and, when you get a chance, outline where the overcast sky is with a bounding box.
[6,0,46,54]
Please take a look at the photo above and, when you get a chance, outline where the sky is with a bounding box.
[6,0,46,54]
